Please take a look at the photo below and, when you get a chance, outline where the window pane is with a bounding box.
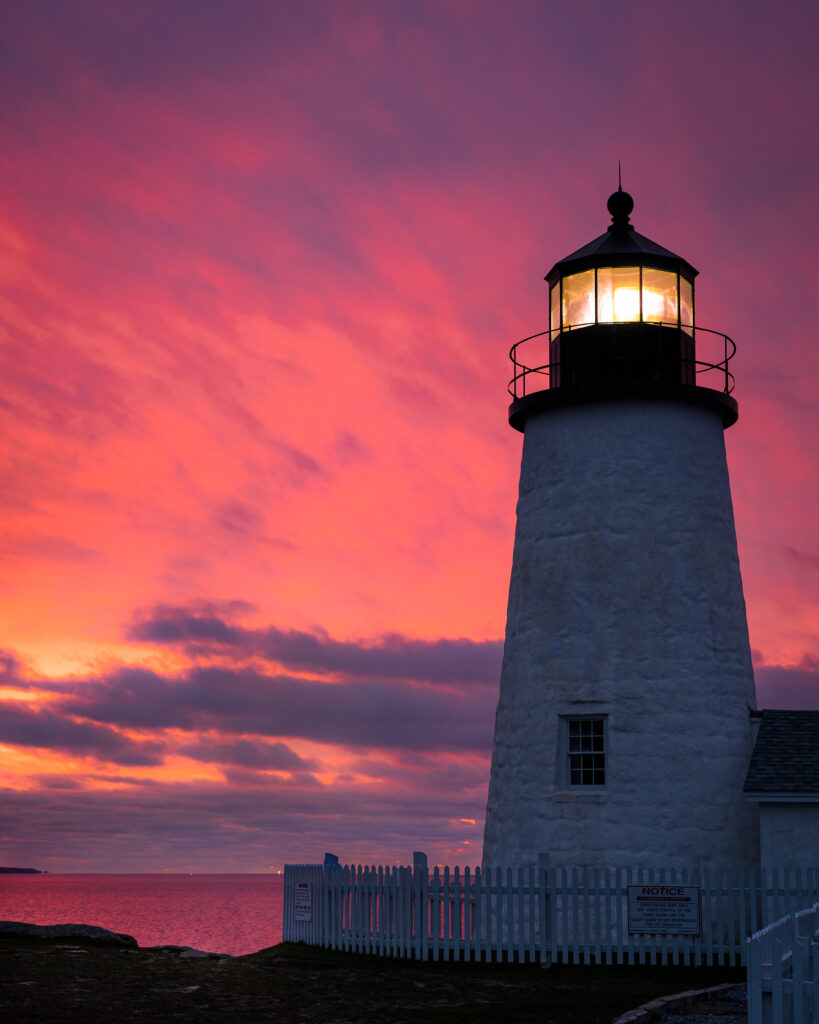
[561,270,595,329]
[680,276,694,336]
[597,266,640,323]
[550,285,560,336]
[642,268,678,324]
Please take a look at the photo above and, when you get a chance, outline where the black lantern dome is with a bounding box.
[508,189,737,431]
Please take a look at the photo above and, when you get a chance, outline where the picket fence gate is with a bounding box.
[747,902,819,1024]
[283,856,819,966]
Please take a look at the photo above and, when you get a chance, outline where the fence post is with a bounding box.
[413,852,428,961]
[322,852,340,948]
[282,861,325,945]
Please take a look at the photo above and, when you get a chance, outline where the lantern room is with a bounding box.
[544,187,699,394]
[547,189,696,337]
[507,186,738,432]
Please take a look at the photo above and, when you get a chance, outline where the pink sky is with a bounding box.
[1,0,818,872]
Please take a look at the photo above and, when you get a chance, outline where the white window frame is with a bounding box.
[560,714,608,789]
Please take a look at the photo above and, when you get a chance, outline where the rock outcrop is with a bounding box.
[0,920,137,946]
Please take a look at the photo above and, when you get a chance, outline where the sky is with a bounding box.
[1,0,819,873]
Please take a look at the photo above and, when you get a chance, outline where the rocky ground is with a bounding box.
[0,925,747,1024]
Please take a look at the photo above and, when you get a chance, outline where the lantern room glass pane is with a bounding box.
[561,269,594,330]
[642,268,678,325]
[550,284,560,337]
[597,266,640,323]
[680,276,694,336]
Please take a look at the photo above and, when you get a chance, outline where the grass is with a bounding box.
[248,943,744,1023]
[1,936,746,1024]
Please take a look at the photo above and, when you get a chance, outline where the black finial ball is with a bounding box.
[607,189,634,222]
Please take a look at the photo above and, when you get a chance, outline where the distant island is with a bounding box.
[0,867,47,874]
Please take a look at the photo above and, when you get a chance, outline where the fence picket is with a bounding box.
[716,866,724,966]
[517,866,525,963]
[504,866,513,962]
[486,865,494,964]
[625,867,635,966]
[463,866,471,959]
[702,867,713,966]
[493,865,500,963]
[441,866,449,962]
[738,867,747,968]
[474,866,483,962]
[794,934,807,1024]
[613,867,623,965]
[772,935,785,1024]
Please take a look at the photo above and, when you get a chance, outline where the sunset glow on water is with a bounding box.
[0,875,284,956]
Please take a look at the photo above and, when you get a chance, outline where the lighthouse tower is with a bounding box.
[483,188,759,871]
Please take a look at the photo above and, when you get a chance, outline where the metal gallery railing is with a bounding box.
[508,323,736,401]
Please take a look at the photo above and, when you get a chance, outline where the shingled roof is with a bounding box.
[744,710,819,796]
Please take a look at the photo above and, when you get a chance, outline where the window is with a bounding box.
[550,282,561,338]
[561,269,595,330]
[564,716,607,787]
[596,266,640,324]
[679,275,694,335]
[641,268,678,324]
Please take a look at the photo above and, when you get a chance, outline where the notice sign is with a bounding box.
[294,881,313,922]
[627,885,700,935]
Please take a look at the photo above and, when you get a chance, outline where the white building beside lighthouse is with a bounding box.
[483,188,761,871]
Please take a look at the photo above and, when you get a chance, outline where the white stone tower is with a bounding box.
[483,188,759,871]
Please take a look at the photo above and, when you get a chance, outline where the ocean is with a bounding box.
[0,874,284,955]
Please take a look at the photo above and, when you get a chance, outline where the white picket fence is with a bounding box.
[282,855,819,966]
[748,902,819,1024]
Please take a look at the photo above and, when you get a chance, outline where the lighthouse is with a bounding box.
[483,188,759,871]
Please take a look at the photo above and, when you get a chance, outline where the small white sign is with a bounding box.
[294,881,313,922]
[627,884,700,935]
